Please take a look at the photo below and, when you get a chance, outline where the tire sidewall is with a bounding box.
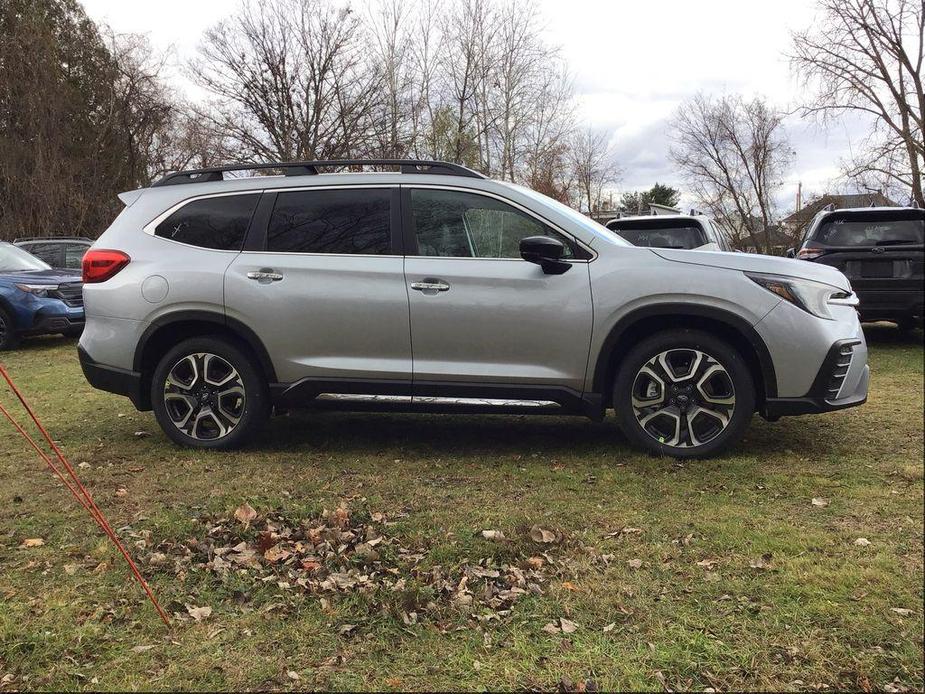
[613,329,755,459]
[151,336,269,449]
[0,308,20,351]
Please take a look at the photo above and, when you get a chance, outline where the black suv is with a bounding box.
[790,207,924,330]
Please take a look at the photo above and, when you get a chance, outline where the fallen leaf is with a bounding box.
[559,617,579,634]
[542,622,561,634]
[749,553,773,570]
[626,558,643,569]
[263,545,291,563]
[131,645,155,654]
[286,670,300,681]
[185,604,212,621]
[338,623,357,635]
[561,581,579,592]
[384,677,402,688]
[529,525,557,543]
[890,607,913,617]
[811,497,829,507]
[63,563,78,575]
[854,537,871,547]
[234,503,257,525]
[481,529,506,541]
[115,488,128,497]
[19,538,44,548]
[696,558,718,569]
[527,556,544,569]
[133,430,150,438]
[602,622,616,633]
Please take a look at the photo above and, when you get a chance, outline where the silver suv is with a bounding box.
[78,160,869,458]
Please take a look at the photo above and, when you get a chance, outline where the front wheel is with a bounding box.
[150,336,269,449]
[613,329,755,459]
[0,308,20,351]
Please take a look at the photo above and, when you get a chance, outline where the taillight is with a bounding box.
[797,247,824,260]
[82,249,131,283]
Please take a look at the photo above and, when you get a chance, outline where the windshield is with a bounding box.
[811,218,924,247]
[611,225,707,250]
[507,184,630,246]
[0,243,52,272]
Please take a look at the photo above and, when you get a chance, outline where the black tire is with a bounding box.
[0,308,21,351]
[150,336,269,449]
[895,317,917,333]
[613,329,755,459]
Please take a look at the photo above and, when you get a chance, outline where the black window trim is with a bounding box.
[242,184,403,256]
[400,184,596,261]
[143,190,263,253]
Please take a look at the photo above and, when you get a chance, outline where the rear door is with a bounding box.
[402,186,593,395]
[224,186,412,389]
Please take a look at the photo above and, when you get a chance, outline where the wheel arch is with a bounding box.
[133,310,277,410]
[592,303,777,409]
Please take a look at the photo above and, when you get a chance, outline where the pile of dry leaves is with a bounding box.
[144,503,565,626]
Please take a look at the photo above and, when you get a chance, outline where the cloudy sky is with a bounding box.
[81,0,870,211]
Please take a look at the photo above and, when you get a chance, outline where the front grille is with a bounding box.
[825,343,854,400]
[51,282,83,307]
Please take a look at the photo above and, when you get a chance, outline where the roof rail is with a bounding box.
[151,159,487,187]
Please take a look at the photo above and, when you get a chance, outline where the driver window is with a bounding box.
[410,188,574,259]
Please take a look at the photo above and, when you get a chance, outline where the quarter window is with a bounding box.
[267,188,391,254]
[409,188,574,259]
[155,194,259,250]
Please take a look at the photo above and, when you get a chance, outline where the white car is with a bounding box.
[606,214,732,252]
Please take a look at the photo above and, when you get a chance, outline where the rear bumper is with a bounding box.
[78,345,147,410]
[763,338,869,418]
[854,285,923,323]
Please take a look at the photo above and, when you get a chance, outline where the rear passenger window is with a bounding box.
[267,188,391,254]
[155,194,259,250]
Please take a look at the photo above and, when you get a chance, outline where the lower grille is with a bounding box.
[51,282,83,307]
[825,343,854,400]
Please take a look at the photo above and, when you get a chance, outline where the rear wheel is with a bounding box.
[0,308,20,351]
[151,336,269,449]
[613,329,755,459]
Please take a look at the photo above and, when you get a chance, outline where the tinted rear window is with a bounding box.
[811,218,924,247]
[611,225,707,250]
[155,194,259,250]
[267,188,391,254]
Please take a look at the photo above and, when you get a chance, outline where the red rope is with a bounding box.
[0,364,170,626]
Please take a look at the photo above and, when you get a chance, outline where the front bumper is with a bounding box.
[78,345,147,410]
[763,338,869,418]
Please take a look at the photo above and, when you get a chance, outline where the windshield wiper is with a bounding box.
[874,239,919,246]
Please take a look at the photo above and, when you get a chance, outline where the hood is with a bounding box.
[651,248,851,291]
[0,268,82,285]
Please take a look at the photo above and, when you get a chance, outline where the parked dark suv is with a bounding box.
[790,207,924,330]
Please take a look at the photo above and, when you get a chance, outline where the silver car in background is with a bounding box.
[78,160,868,458]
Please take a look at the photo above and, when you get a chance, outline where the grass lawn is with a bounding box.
[0,325,922,692]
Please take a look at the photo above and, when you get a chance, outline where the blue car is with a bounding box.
[0,241,85,350]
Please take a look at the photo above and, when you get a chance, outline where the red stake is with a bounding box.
[0,364,170,626]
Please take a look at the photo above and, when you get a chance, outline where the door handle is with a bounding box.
[410,280,450,292]
[247,270,283,282]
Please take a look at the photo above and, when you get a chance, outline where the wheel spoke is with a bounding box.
[162,352,246,441]
[638,406,682,446]
[631,347,736,450]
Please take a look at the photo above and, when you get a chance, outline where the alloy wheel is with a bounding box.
[162,352,246,440]
[631,348,736,448]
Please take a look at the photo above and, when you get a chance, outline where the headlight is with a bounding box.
[14,283,57,298]
[747,272,857,320]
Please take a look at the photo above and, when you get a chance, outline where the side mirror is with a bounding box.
[785,247,796,258]
[520,235,571,275]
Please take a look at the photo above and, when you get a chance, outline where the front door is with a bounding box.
[402,186,594,397]
[225,186,412,391]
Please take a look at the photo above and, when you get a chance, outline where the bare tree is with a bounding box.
[670,93,793,253]
[791,0,924,206]
[569,127,618,214]
[190,0,383,162]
